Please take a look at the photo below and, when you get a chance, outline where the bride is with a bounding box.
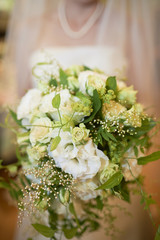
[3,0,159,239]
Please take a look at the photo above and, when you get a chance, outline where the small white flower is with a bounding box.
[17,89,42,120]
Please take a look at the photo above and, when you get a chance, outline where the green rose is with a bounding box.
[117,86,137,106]
[27,144,47,162]
[100,163,119,184]
[123,104,144,128]
[67,76,79,91]
[102,100,126,121]
[87,75,105,96]
[72,123,89,143]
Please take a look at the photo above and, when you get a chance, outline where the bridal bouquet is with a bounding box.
[1,52,160,239]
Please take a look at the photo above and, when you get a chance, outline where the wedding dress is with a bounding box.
[15,45,154,240]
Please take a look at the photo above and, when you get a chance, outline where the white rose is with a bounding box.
[30,117,53,146]
[31,49,60,83]
[17,89,42,120]
[40,89,74,121]
[78,71,107,96]
[75,179,101,200]
[48,131,109,180]
[121,148,142,181]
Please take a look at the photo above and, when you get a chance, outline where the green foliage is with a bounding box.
[83,65,92,71]
[138,151,160,165]
[63,228,77,239]
[49,78,58,87]
[69,203,80,227]
[52,94,61,109]
[101,129,117,142]
[131,118,156,138]
[84,89,101,123]
[32,223,56,238]
[9,109,25,128]
[155,225,160,240]
[50,136,61,151]
[97,171,123,190]
[106,76,117,92]
[59,68,68,86]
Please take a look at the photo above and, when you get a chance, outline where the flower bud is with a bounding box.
[59,188,70,205]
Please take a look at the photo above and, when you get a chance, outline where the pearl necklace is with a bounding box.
[58,0,104,39]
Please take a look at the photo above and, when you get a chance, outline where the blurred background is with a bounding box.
[0,0,160,240]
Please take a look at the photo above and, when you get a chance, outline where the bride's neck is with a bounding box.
[65,0,99,29]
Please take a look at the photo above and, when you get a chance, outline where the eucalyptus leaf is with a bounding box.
[96,171,123,190]
[106,76,117,92]
[59,68,68,86]
[32,223,56,238]
[50,136,61,151]
[138,151,160,165]
[52,94,61,109]
[84,89,101,123]
[63,228,77,239]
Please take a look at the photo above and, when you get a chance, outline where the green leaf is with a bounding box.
[69,202,80,227]
[50,136,61,151]
[0,181,11,190]
[106,76,117,92]
[134,146,138,157]
[59,68,68,86]
[84,89,101,123]
[63,228,77,239]
[52,94,61,109]
[96,196,103,210]
[101,130,117,142]
[155,225,160,240]
[49,78,58,87]
[96,171,123,190]
[9,109,23,127]
[138,151,160,165]
[133,118,156,137]
[32,224,56,238]
[83,65,92,71]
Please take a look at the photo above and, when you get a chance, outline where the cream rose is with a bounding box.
[102,100,126,121]
[75,179,101,200]
[78,71,107,96]
[30,117,53,146]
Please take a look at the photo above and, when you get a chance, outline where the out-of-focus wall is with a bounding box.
[0,0,15,162]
